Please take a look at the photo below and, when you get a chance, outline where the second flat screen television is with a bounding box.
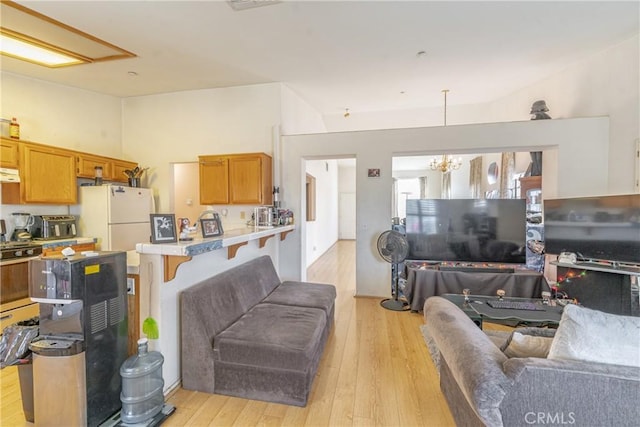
[405,199,526,264]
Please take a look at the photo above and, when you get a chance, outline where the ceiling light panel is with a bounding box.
[0,1,135,66]
[0,32,84,66]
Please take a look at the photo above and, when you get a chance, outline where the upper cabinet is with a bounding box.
[111,159,138,183]
[21,141,77,204]
[76,152,113,180]
[199,156,229,205]
[76,153,137,183]
[199,153,272,205]
[1,137,139,205]
[0,138,19,168]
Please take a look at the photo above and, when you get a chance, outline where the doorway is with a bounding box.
[304,158,356,269]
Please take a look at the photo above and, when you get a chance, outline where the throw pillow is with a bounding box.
[547,304,640,368]
[501,331,553,358]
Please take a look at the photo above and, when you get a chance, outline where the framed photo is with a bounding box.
[368,168,380,178]
[200,214,224,238]
[150,214,177,244]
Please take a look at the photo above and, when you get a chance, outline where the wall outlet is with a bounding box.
[240,211,246,219]
[127,277,135,295]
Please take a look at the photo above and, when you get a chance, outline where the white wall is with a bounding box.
[279,84,327,136]
[484,35,640,195]
[279,118,610,296]
[122,84,283,213]
[0,72,124,234]
[305,159,339,266]
[0,72,123,157]
[322,34,640,195]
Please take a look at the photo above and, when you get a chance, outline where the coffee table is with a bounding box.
[441,294,563,329]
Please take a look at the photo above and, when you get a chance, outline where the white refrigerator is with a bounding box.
[72,185,155,251]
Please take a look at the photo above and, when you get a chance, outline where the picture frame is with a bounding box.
[368,168,380,178]
[200,214,224,238]
[150,214,177,244]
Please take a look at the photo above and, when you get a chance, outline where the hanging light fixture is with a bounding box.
[430,154,462,172]
[430,89,462,173]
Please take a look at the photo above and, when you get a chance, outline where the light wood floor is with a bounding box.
[0,240,456,426]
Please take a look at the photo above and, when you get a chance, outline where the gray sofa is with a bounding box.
[424,296,640,427]
[181,255,336,407]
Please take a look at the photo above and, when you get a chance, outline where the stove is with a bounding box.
[0,241,42,262]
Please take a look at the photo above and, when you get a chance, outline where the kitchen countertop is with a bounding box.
[34,237,97,247]
[126,250,140,275]
[34,237,141,275]
[136,225,295,257]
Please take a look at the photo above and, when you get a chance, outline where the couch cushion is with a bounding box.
[263,281,336,316]
[501,331,553,358]
[548,304,640,368]
[214,303,327,371]
[181,255,281,337]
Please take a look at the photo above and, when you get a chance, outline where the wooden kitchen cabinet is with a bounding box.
[199,156,229,204]
[0,301,39,332]
[20,141,77,204]
[76,154,137,183]
[76,152,113,179]
[127,273,140,356]
[1,137,140,205]
[0,138,19,168]
[112,159,139,183]
[199,153,272,205]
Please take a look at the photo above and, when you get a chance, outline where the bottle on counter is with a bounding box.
[9,117,20,139]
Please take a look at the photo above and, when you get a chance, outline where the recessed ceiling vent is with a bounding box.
[227,0,281,11]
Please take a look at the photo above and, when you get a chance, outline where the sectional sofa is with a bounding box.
[423,296,640,426]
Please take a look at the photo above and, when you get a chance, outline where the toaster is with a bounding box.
[31,215,77,240]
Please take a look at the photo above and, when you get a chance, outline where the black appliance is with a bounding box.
[28,251,128,427]
[405,199,526,264]
[544,194,640,264]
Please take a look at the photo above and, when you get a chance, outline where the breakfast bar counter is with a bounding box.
[136,224,294,257]
[136,225,295,281]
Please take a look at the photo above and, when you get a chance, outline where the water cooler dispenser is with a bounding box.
[28,251,128,427]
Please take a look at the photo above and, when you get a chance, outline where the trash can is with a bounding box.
[29,337,86,426]
[17,362,34,422]
[1,318,39,423]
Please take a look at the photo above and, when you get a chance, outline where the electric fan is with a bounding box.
[377,229,410,311]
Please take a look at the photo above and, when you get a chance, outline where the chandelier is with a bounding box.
[429,89,462,173]
[430,154,462,173]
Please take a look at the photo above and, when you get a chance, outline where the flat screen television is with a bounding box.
[405,199,527,264]
[544,194,640,265]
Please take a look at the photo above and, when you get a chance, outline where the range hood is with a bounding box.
[0,168,20,183]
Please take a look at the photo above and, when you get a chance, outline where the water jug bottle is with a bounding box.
[120,338,164,424]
